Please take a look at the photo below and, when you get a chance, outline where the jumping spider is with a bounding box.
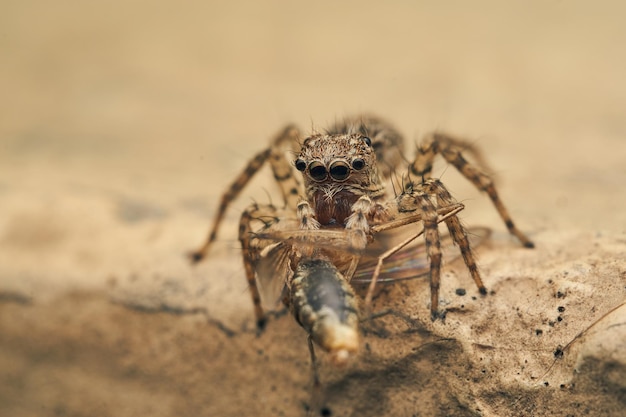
[191,115,534,364]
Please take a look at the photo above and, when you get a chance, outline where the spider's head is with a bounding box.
[294,133,379,189]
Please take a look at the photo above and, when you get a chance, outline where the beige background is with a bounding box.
[1,1,625,416]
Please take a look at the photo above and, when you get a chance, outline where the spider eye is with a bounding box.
[308,161,327,181]
[329,161,350,181]
[362,136,372,147]
[295,159,306,171]
[351,158,365,170]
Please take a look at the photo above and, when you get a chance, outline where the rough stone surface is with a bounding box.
[1,1,625,416]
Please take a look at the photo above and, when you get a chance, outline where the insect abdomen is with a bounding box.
[290,258,360,364]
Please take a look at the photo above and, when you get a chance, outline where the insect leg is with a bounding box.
[369,203,464,234]
[307,335,321,388]
[363,229,424,310]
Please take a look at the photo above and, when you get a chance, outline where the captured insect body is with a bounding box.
[290,257,360,365]
[191,115,533,369]
[286,226,491,372]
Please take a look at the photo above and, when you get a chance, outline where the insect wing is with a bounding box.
[352,226,491,284]
[255,242,291,309]
[352,241,429,283]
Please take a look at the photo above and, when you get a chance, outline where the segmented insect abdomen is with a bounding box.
[290,258,360,364]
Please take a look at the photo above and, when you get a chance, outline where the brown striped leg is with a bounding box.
[424,179,486,295]
[416,192,444,320]
[267,125,304,211]
[386,182,477,320]
[410,132,534,248]
[190,124,304,263]
[387,185,446,320]
[363,203,466,311]
[238,203,283,331]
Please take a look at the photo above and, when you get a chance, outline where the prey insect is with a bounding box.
[190,115,534,369]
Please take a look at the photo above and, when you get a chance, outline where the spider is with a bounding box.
[190,115,534,364]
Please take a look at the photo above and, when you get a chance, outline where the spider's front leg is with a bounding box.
[422,179,486,298]
[412,191,445,320]
[190,124,303,263]
[410,132,534,248]
[391,180,486,320]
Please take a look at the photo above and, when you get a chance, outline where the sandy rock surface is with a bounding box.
[1,1,625,416]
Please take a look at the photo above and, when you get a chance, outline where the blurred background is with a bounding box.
[1,1,625,415]
[2,0,624,223]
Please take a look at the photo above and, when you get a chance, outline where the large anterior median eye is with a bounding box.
[308,161,327,181]
[329,160,350,181]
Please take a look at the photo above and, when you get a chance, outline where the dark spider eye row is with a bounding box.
[294,136,370,182]
[295,158,366,181]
